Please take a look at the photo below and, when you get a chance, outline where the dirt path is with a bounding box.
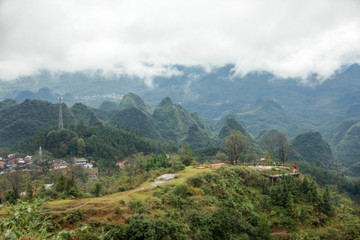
[63,202,89,212]
[129,187,145,194]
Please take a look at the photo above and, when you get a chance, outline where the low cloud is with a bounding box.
[0,0,360,84]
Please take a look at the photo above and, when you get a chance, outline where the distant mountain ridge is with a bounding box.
[109,94,214,148]
[2,63,359,120]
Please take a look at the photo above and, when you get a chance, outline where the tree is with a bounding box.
[179,144,194,166]
[5,190,17,205]
[55,174,67,193]
[26,181,34,201]
[260,130,289,163]
[91,182,102,197]
[225,130,251,165]
[277,132,289,164]
[77,138,85,157]
[5,171,22,198]
[321,186,333,216]
[59,142,68,156]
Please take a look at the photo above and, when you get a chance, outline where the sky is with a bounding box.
[0,0,360,85]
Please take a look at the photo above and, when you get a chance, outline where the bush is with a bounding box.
[114,207,121,215]
[128,214,187,240]
[172,184,193,198]
[65,209,87,224]
[5,190,17,205]
[187,175,203,188]
[103,223,128,240]
[172,161,185,172]
[91,182,102,197]
[129,200,149,214]
[0,199,52,239]
[69,186,82,198]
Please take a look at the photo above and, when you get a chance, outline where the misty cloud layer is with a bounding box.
[1,0,360,84]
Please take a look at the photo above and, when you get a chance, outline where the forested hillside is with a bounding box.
[292,131,336,168]
[14,123,169,169]
[0,99,75,147]
[1,165,360,239]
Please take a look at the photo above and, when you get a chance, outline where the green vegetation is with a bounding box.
[2,166,360,239]
[71,103,100,124]
[335,122,360,166]
[2,70,360,238]
[0,99,16,110]
[218,118,251,140]
[106,94,213,148]
[15,123,168,169]
[224,130,252,164]
[109,107,161,140]
[292,131,336,167]
[0,99,75,147]
[118,92,153,114]
[260,130,290,163]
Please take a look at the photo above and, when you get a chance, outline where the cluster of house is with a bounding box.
[0,154,33,174]
[53,157,94,170]
[0,154,97,176]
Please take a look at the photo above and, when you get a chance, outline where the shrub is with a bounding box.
[172,161,186,171]
[65,209,87,224]
[69,186,82,198]
[128,214,187,240]
[91,182,103,197]
[103,223,128,240]
[114,207,121,215]
[5,190,17,205]
[0,199,52,239]
[187,175,203,188]
[129,200,148,214]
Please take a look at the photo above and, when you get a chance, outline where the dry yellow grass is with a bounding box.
[47,166,213,214]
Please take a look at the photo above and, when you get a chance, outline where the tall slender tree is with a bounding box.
[260,130,289,163]
[225,130,251,165]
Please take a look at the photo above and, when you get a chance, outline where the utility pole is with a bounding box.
[58,97,63,129]
[39,146,42,162]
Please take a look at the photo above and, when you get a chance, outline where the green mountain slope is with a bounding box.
[189,111,208,131]
[335,122,360,166]
[99,101,119,112]
[92,101,119,121]
[218,118,251,140]
[238,99,308,138]
[184,123,212,149]
[109,107,161,140]
[152,97,194,143]
[329,119,359,147]
[118,93,152,114]
[15,123,163,162]
[0,99,16,110]
[292,131,335,167]
[0,99,75,147]
[71,103,100,124]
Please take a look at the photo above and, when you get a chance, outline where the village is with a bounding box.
[0,153,98,177]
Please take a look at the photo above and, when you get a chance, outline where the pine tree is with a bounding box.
[26,181,33,201]
[55,174,66,192]
[322,186,333,216]
[286,192,296,216]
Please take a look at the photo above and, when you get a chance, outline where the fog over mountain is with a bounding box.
[1,0,360,86]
